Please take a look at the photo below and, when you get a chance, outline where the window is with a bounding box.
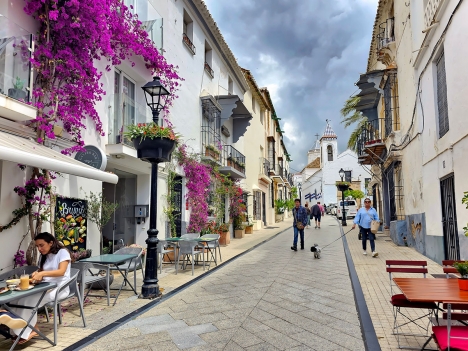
[125,0,163,50]
[327,145,333,161]
[344,171,352,183]
[252,95,256,113]
[254,191,262,220]
[383,72,399,136]
[260,109,264,125]
[182,10,195,54]
[365,178,371,195]
[436,50,449,138]
[204,41,213,78]
[112,71,137,145]
[228,76,233,95]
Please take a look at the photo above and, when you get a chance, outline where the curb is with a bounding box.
[337,218,382,351]
[64,225,293,351]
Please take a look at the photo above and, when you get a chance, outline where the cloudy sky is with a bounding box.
[204,0,378,172]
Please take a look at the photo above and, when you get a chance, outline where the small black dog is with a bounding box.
[310,244,322,259]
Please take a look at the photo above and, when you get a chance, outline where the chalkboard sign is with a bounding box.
[55,197,88,251]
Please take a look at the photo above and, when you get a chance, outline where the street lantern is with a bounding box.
[139,77,171,299]
[339,168,347,226]
[298,182,302,203]
[142,76,170,124]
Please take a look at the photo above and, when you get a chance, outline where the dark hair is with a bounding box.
[34,232,72,269]
[317,202,320,204]
[304,203,308,207]
[294,199,300,203]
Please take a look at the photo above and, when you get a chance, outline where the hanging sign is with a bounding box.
[74,145,107,170]
[55,196,88,251]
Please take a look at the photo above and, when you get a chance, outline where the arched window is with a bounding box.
[327,145,333,161]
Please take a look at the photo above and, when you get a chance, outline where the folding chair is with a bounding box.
[176,241,204,276]
[157,240,173,273]
[71,262,110,306]
[109,247,144,289]
[424,303,468,351]
[386,260,438,349]
[44,268,86,344]
[201,234,222,264]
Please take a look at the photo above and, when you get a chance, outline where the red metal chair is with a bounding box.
[386,260,439,349]
[442,260,464,278]
[423,302,468,351]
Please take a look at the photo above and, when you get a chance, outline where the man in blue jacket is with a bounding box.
[291,199,308,251]
[352,198,379,257]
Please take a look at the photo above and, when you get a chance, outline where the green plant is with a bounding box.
[82,190,118,253]
[13,76,24,90]
[206,144,220,155]
[163,170,181,237]
[336,181,350,186]
[233,216,245,230]
[454,261,468,279]
[344,189,365,199]
[124,122,178,142]
[275,199,286,214]
[461,192,468,236]
[217,223,229,232]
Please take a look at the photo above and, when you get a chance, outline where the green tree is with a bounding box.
[344,189,365,200]
[340,96,366,152]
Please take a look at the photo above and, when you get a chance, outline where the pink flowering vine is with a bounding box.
[24,0,182,153]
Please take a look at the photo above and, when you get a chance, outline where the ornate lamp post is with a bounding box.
[298,183,302,203]
[139,77,172,299]
[339,168,347,227]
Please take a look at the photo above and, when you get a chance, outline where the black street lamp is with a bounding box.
[339,168,347,226]
[140,77,170,299]
[298,183,302,203]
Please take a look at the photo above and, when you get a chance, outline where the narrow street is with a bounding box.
[83,216,365,351]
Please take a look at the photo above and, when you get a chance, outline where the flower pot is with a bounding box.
[205,148,219,161]
[337,185,349,191]
[234,229,245,239]
[275,213,284,222]
[227,159,234,167]
[245,226,253,234]
[133,137,176,163]
[219,231,230,246]
[458,278,468,291]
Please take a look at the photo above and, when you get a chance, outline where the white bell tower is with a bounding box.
[320,120,337,164]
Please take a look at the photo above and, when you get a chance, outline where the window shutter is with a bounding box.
[436,50,449,138]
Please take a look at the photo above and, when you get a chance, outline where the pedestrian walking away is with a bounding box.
[311,202,323,229]
[291,199,308,251]
[304,203,311,228]
[352,197,379,257]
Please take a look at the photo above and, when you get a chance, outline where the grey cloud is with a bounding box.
[205,0,377,171]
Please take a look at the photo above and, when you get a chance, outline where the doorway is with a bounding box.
[440,174,460,260]
[102,169,137,252]
[172,175,183,237]
[262,192,266,226]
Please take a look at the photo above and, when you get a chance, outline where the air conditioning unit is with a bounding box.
[221,125,230,137]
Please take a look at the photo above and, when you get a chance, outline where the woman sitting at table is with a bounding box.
[10,232,71,344]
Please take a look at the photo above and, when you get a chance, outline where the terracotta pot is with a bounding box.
[245,226,253,234]
[458,278,468,291]
[133,137,176,163]
[205,148,219,161]
[219,231,230,246]
[234,229,245,239]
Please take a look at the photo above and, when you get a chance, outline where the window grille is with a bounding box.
[436,50,449,138]
[384,72,399,136]
[327,145,333,161]
[254,191,262,221]
[344,171,352,183]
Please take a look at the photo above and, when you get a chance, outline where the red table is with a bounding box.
[393,277,468,303]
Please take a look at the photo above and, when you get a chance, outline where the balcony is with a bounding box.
[201,126,222,164]
[424,0,446,29]
[219,145,245,179]
[204,62,214,78]
[0,17,37,122]
[258,157,272,184]
[183,33,196,55]
[377,17,395,66]
[356,118,387,165]
[126,0,163,50]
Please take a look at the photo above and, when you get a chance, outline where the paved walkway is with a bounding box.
[0,220,293,351]
[82,215,364,351]
[346,221,442,351]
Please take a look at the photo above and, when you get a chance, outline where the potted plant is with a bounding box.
[275,199,285,222]
[454,261,468,291]
[234,216,245,238]
[217,222,230,246]
[8,76,27,100]
[245,215,254,234]
[125,122,178,163]
[205,144,220,160]
[336,181,350,192]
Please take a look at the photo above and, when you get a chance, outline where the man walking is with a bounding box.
[311,202,323,229]
[291,199,308,251]
[352,197,379,257]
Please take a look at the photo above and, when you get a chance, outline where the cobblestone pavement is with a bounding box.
[345,221,442,351]
[0,220,293,351]
[82,215,365,351]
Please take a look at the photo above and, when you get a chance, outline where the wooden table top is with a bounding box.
[393,277,468,303]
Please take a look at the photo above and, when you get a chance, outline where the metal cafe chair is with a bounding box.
[386,260,438,349]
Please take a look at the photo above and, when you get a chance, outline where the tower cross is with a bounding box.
[315,133,319,140]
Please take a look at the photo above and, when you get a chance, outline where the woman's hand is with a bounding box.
[31,271,44,282]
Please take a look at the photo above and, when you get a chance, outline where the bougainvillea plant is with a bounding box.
[176,144,211,232]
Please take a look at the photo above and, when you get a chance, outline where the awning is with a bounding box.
[215,95,252,143]
[0,132,118,184]
[354,70,384,119]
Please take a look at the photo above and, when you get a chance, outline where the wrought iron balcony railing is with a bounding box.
[424,0,443,28]
[183,33,196,54]
[356,118,386,157]
[377,17,395,51]
[259,157,270,176]
[204,62,214,78]
[222,145,245,175]
[276,164,284,178]
[201,126,222,162]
